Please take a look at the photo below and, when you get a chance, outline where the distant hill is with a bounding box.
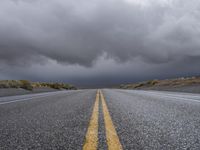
[118,76,200,93]
[0,80,77,91]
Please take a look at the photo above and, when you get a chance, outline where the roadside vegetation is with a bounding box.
[0,80,77,91]
[119,76,200,89]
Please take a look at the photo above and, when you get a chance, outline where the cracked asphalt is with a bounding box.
[0,89,200,149]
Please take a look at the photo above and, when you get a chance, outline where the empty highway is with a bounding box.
[0,89,200,149]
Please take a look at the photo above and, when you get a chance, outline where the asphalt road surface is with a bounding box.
[0,89,200,150]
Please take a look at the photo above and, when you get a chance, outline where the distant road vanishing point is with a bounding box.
[0,89,200,149]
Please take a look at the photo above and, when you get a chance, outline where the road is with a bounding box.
[0,89,200,149]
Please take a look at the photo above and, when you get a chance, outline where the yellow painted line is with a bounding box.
[83,90,99,150]
[100,90,123,150]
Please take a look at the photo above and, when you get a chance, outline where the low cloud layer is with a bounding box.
[0,0,200,87]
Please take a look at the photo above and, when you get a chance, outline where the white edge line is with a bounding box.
[0,92,62,105]
[136,91,200,103]
[120,90,200,103]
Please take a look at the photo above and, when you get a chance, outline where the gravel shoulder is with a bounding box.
[140,85,200,94]
[0,88,62,97]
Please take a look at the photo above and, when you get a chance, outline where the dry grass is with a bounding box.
[119,76,200,89]
[0,80,77,91]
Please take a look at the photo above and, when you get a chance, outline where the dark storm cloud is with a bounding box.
[0,0,200,87]
[1,54,200,87]
[0,0,200,66]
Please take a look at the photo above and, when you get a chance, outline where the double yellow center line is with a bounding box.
[83,90,123,150]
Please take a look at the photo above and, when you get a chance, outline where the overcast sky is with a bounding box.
[0,0,200,87]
